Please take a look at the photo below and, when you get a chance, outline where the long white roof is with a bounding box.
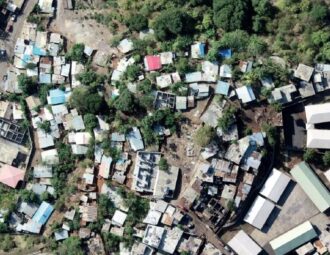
[228,230,262,255]
[260,168,291,203]
[244,195,275,229]
[305,103,330,124]
[307,129,330,149]
[270,221,317,255]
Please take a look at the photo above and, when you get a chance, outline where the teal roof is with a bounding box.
[270,221,317,255]
[291,161,330,212]
[215,81,230,95]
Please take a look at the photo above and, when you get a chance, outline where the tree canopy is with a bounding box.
[213,0,249,31]
[69,87,103,115]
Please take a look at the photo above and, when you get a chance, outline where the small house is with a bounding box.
[191,42,205,59]
[144,55,161,71]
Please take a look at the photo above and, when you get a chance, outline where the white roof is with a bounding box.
[41,149,59,165]
[143,209,162,225]
[84,46,94,56]
[324,169,330,183]
[160,52,173,65]
[228,230,262,255]
[143,225,165,249]
[74,132,92,145]
[156,74,172,88]
[236,86,256,103]
[307,129,330,149]
[112,210,127,227]
[159,227,183,254]
[305,103,330,124]
[118,39,134,54]
[260,168,291,203]
[219,64,232,78]
[202,61,219,78]
[244,195,275,229]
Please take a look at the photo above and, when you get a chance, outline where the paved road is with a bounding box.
[0,0,37,81]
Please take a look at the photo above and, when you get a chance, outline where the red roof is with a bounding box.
[145,55,161,71]
[0,165,25,188]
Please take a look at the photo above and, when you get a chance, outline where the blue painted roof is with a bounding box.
[33,46,47,56]
[215,81,230,95]
[48,89,66,105]
[32,201,54,225]
[199,43,206,57]
[219,49,232,59]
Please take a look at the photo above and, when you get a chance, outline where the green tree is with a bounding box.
[37,121,51,133]
[66,43,86,63]
[18,74,37,95]
[69,87,103,114]
[261,123,277,147]
[194,125,215,147]
[77,70,105,87]
[175,58,192,74]
[83,114,98,131]
[56,237,84,255]
[113,89,135,113]
[126,14,148,31]
[213,0,249,31]
[153,9,194,40]
[98,194,116,220]
[159,158,169,171]
[310,3,328,23]
[25,62,38,70]
[217,107,236,132]
[20,190,39,203]
[123,64,141,82]
[218,30,250,52]
[323,151,330,167]
[247,35,267,56]
[303,149,318,163]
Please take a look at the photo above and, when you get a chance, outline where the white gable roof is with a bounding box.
[260,168,291,203]
[307,129,330,149]
[244,195,275,229]
[305,103,330,124]
[228,230,262,255]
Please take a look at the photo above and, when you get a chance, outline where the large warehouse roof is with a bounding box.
[228,230,262,255]
[270,221,317,255]
[291,161,330,212]
[307,129,330,149]
[260,168,291,203]
[244,195,275,230]
[305,103,330,124]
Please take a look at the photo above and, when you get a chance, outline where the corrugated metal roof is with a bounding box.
[215,81,230,95]
[244,195,275,229]
[270,221,317,255]
[228,230,262,255]
[32,201,54,225]
[260,168,291,203]
[290,161,330,212]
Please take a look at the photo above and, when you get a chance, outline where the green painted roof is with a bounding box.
[270,221,317,255]
[291,161,330,212]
